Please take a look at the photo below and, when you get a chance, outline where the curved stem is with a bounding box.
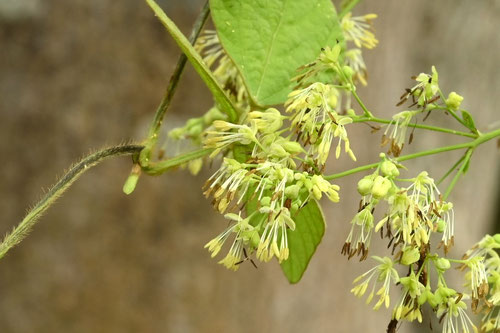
[351,90,373,118]
[0,144,144,259]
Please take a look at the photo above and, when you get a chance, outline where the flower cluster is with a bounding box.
[461,235,500,331]
[203,156,340,270]
[385,66,467,156]
[158,10,497,333]
[200,103,343,270]
[342,154,455,262]
[340,153,492,333]
[285,81,356,166]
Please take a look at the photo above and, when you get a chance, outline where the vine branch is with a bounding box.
[0,144,144,259]
[140,1,210,167]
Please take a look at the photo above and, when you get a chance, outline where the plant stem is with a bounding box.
[324,127,500,180]
[437,154,466,185]
[145,0,239,122]
[0,144,144,259]
[339,0,362,19]
[351,90,373,117]
[142,148,213,176]
[353,116,477,139]
[443,149,473,200]
[140,1,210,167]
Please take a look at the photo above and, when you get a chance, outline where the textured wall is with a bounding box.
[0,1,498,332]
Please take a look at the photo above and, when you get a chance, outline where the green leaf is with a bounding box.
[245,190,325,283]
[210,0,344,106]
[145,0,238,122]
[461,110,478,134]
[280,200,325,283]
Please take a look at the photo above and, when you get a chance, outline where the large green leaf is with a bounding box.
[210,0,343,106]
[280,200,325,283]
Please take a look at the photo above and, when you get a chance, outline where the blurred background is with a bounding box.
[0,0,499,332]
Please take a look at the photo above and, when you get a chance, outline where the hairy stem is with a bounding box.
[140,1,210,166]
[0,144,144,259]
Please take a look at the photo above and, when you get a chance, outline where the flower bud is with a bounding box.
[371,176,392,199]
[281,141,304,154]
[380,161,400,178]
[342,65,354,79]
[188,123,203,137]
[248,108,283,133]
[401,246,420,265]
[435,258,451,272]
[269,143,289,158]
[357,176,374,196]
[446,92,463,111]
[494,234,500,245]
[436,219,446,233]
[187,158,203,175]
[284,184,301,199]
[260,196,271,207]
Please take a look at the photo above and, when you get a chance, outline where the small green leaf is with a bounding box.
[280,200,325,283]
[461,110,478,134]
[210,0,344,106]
[145,0,238,122]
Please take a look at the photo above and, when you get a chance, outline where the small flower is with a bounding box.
[351,256,399,310]
[203,158,254,212]
[463,256,489,302]
[436,294,476,333]
[383,110,420,156]
[203,120,260,157]
[398,66,440,108]
[341,13,379,49]
[205,213,258,271]
[344,48,368,85]
[256,207,295,263]
[435,201,455,251]
[285,83,355,165]
[342,204,374,260]
[247,108,284,134]
[293,44,342,84]
[393,271,425,323]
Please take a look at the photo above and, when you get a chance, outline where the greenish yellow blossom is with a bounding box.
[446,92,464,111]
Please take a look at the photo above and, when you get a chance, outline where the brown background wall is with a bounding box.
[0,1,498,332]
